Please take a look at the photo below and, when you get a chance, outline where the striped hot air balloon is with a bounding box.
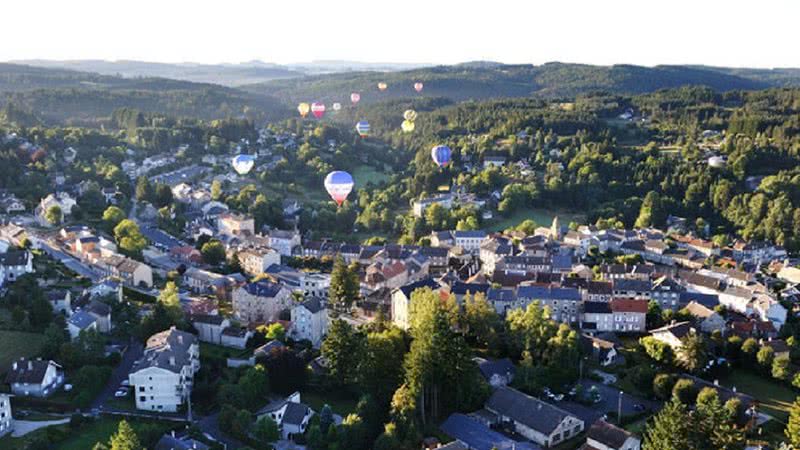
[297,102,310,118]
[355,120,370,137]
[403,109,417,122]
[311,102,326,119]
[351,92,361,104]
[232,154,255,175]
[324,171,354,206]
[414,82,424,92]
[332,102,342,112]
[431,145,452,168]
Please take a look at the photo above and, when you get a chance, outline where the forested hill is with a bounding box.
[242,62,800,105]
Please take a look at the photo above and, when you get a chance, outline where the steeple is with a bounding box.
[550,215,561,240]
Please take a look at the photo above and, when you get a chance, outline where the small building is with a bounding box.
[0,393,12,437]
[67,310,98,340]
[290,297,329,347]
[255,392,313,440]
[682,301,725,334]
[649,321,694,350]
[5,358,64,397]
[580,419,641,450]
[475,357,516,388]
[47,290,72,316]
[191,314,229,345]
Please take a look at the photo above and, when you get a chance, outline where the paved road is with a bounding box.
[554,380,661,425]
[12,418,70,437]
[91,340,143,411]
[38,241,101,281]
[197,412,246,450]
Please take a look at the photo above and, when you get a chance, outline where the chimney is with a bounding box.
[169,356,176,366]
[12,362,17,371]
[27,361,33,371]
[171,430,175,438]
[177,335,183,345]
[714,379,719,386]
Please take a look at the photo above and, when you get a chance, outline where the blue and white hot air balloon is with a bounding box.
[324,171,355,206]
[232,154,255,175]
[355,120,370,137]
[431,145,452,168]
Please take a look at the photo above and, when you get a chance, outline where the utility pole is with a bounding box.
[618,390,623,425]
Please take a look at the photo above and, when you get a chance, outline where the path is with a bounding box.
[12,418,70,437]
[91,340,143,411]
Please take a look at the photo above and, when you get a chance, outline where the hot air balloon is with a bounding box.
[311,102,326,119]
[401,120,415,133]
[414,82,424,92]
[378,82,388,91]
[350,93,361,104]
[431,145,452,168]
[332,102,342,112]
[355,120,370,137]
[232,154,255,175]
[297,102,310,118]
[324,171,354,206]
[403,109,418,122]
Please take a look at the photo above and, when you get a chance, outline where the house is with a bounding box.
[649,322,694,350]
[440,413,540,450]
[154,432,210,450]
[217,212,255,236]
[612,279,651,301]
[269,229,302,256]
[0,250,34,287]
[182,267,227,294]
[290,297,329,347]
[238,247,281,276]
[93,254,153,288]
[5,358,64,397]
[680,301,724,334]
[718,286,755,314]
[483,156,507,168]
[413,194,454,218]
[752,294,787,330]
[254,340,286,359]
[221,326,252,349]
[453,230,488,254]
[0,393,12,437]
[191,314,229,345]
[580,419,641,450]
[256,392,313,440]
[47,290,72,316]
[485,387,584,448]
[650,276,685,311]
[84,300,112,332]
[580,334,619,366]
[475,357,515,388]
[609,299,648,333]
[0,193,25,214]
[582,302,613,333]
[232,280,293,324]
[67,310,98,339]
[35,192,76,225]
[169,246,202,265]
[128,327,200,412]
[391,278,442,330]
[517,286,582,324]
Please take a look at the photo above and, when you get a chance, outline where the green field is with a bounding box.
[301,388,358,417]
[352,164,391,187]
[721,371,797,422]
[0,329,46,371]
[486,207,586,233]
[56,417,173,450]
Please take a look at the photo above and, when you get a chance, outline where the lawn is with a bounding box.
[56,417,173,450]
[487,207,586,233]
[0,329,46,370]
[301,388,359,416]
[721,370,797,422]
[351,164,391,187]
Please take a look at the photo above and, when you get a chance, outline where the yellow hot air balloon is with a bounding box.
[297,102,310,118]
[378,82,388,91]
[401,120,415,133]
[403,109,417,122]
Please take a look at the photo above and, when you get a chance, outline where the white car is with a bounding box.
[114,390,128,398]
[120,380,130,387]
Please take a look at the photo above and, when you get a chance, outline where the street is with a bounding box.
[91,340,143,411]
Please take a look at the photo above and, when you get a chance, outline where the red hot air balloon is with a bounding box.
[350,93,361,104]
[311,102,326,119]
[414,82,424,92]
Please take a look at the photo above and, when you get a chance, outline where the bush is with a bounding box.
[672,378,697,405]
[69,413,84,429]
[653,373,676,400]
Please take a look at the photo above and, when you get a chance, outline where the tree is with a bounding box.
[200,239,226,265]
[158,281,181,313]
[262,322,286,342]
[239,365,270,408]
[321,319,364,387]
[787,398,800,448]
[211,180,223,201]
[773,355,791,381]
[45,205,62,225]
[102,206,126,230]
[329,256,360,308]
[641,336,673,364]
[358,328,406,406]
[757,346,775,373]
[677,333,707,373]
[653,373,676,400]
[643,398,691,450]
[672,378,697,405]
[135,176,153,203]
[253,416,279,444]
[694,387,745,450]
[261,347,308,394]
[741,338,759,361]
[319,404,334,434]
[462,293,500,346]
[635,191,665,228]
[108,420,141,450]
[114,219,147,256]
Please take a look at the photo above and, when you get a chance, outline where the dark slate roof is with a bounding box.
[487,288,516,302]
[650,321,693,339]
[254,340,285,356]
[551,254,573,270]
[154,434,210,450]
[300,297,325,314]
[0,250,28,266]
[243,279,285,298]
[191,314,226,325]
[68,310,97,329]
[453,230,487,239]
[486,387,579,435]
[678,270,722,291]
[450,282,491,296]
[477,358,516,380]
[417,246,449,258]
[517,286,581,301]
[583,302,612,314]
[587,420,636,448]
[613,279,652,292]
[397,278,440,299]
[5,359,59,385]
[588,281,613,295]
[86,300,111,316]
[440,413,540,450]
[679,292,719,309]
[282,401,310,426]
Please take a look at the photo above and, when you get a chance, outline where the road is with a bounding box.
[91,340,143,411]
[38,240,101,281]
[12,418,70,437]
[197,412,246,450]
[554,380,662,425]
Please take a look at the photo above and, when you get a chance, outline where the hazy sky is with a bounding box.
[5,0,799,68]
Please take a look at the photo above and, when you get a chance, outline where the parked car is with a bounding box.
[114,390,128,398]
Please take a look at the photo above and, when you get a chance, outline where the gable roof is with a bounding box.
[650,321,693,339]
[396,278,440,299]
[68,310,98,329]
[282,401,311,426]
[299,297,325,314]
[476,358,516,380]
[440,413,540,450]
[486,387,580,435]
[5,358,60,385]
[517,286,581,301]
[242,279,285,298]
[587,420,637,448]
[610,298,648,314]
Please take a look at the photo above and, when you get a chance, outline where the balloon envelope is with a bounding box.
[324,171,354,206]
[403,109,417,121]
[232,154,255,175]
[350,93,361,104]
[401,120,415,133]
[414,82,424,92]
[355,120,370,137]
[378,82,388,91]
[431,145,452,168]
[332,102,342,112]
[298,102,310,118]
[311,102,326,119]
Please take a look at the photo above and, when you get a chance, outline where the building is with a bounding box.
[391,278,442,330]
[128,327,200,412]
[290,297,329,347]
[485,387,584,448]
[580,419,641,450]
[238,247,281,276]
[412,194,454,218]
[440,413,539,450]
[269,229,302,256]
[517,286,582,324]
[649,322,694,350]
[217,213,255,236]
[93,254,153,288]
[453,230,488,253]
[35,192,76,225]
[582,302,613,333]
[609,299,647,333]
[191,315,229,345]
[683,301,726,334]
[5,358,64,397]
[0,250,34,288]
[650,276,685,311]
[232,280,292,324]
[67,310,98,339]
[154,432,210,450]
[47,290,72,316]
[475,358,516,388]
[580,334,619,366]
[256,392,313,440]
[0,393,12,437]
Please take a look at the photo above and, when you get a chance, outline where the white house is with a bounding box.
[232,280,292,324]
[47,290,72,316]
[67,310,99,340]
[290,297,329,347]
[238,247,281,276]
[268,229,302,256]
[256,392,313,440]
[0,250,34,288]
[4,358,64,397]
[0,393,12,437]
[191,315,229,345]
[582,419,641,450]
[128,327,200,412]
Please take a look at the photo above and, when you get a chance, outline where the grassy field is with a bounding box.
[0,329,46,371]
[56,417,173,450]
[721,370,797,422]
[352,164,391,187]
[486,207,586,233]
[301,388,359,416]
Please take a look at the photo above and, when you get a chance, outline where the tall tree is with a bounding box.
[113,219,147,256]
[108,420,141,450]
[329,256,359,308]
[678,333,708,373]
[643,398,691,450]
[321,319,364,387]
[788,398,800,448]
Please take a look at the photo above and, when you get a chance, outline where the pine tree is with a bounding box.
[108,420,141,450]
[643,398,691,450]
[787,398,800,448]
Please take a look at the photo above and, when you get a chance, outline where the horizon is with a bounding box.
[4,0,800,69]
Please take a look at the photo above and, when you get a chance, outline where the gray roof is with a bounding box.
[133,327,197,374]
[650,321,693,339]
[243,279,286,298]
[299,297,325,314]
[282,401,310,426]
[587,420,636,448]
[0,250,28,267]
[441,413,540,450]
[191,314,226,325]
[68,310,97,329]
[613,279,652,292]
[5,359,60,385]
[154,434,210,450]
[476,358,516,380]
[486,387,580,435]
[86,300,111,317]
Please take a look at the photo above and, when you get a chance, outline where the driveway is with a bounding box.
[91,339,143,410]
[554,380,661,425]
[197,412,246,450]
[12,418,70,437]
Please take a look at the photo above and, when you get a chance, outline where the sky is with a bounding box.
[4,0,800,68]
